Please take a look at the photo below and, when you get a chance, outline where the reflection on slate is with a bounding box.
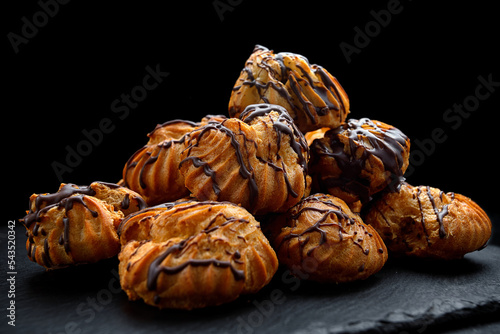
[7,224,500,334]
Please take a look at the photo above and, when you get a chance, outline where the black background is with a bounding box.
[3,1,500,333]
[6,0,499,217]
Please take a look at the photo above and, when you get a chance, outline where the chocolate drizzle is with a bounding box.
[128,201,250,301]
[123,118,229,194]
[147,119,198,139]
[181,120,258,206]
[278,195,370,258]
[181,104,309,212]
[416,187,431,245]
[21,182,127,266]
[230,45,349,130]
[310,118,409,203]
[124,135,189,190]
[147,238,245,292]
[417,185,455,240]
[181,157,221,195]
[239,103,309,180]
[22,183,97,229]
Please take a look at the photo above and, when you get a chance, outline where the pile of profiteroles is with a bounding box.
[22,45,492,310]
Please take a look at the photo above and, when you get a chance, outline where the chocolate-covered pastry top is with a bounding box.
[22,181,139,230]
[22,183,100,257]
[180,103,310,214]
[229,45,350,133]
[309,118,410,206]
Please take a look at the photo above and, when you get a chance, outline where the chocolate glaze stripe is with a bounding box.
[22,181,132,228]
[232,77,297,121]
[287,73,317,122]
[41,238,52,268]
[147,119,199,138]
[22,182,131,263]
[416,186,432,245]
[181,120,259,208]
[278,195,369,258]
[122,146,147,186]
[124,134,189,190]
[147,238,245,292]
[121,194,131,210]
[314,65,347,113]
[147,237,245,304]
[22,183,97,228]
[415,185,456,243]
[242,104,309,161]
[239,103,310,195]
[312,118,408,203]
[117,200,250,236]
[233,45,348,125]
[180,156,221,196]
[425,186,454,239]
[203,211,250,234]
[138,150,160,189]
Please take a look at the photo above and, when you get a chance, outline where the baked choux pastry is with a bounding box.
[229,45,350,133]
[308,118,410,212]
[122,116,226,206]
[272,193,388,283]
[179,103,310,215]
[21,182,146,270]
[122,120,198,206]
[89,181,147,216]
[118,200,278,309]
[364,183,492,259]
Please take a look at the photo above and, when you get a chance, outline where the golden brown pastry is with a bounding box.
[21,182,146,270]
[122,120,198,206]
[179,103,310,215]
[122,116,226,206]
[304,127,330,146]
[308,118,410,212]
[118,200,278,310]
[272,193,387,283]
[90,181,147,217]
[229,45,350,133]
[364,183,492,259]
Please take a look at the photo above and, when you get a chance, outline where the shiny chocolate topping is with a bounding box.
[22,183,99,265]
[21,181,137,267]
[277,194,377,258]
[120,201,249,304]
[180,104,309,211]
[231,45,349,128]
[416,185,455,243]
[310,118,409,203]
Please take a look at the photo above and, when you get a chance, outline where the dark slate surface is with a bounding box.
[2,220,499,334]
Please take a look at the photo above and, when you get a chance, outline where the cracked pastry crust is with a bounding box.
[21,182,146,270]
[364,183,492,259]
[117,200,278,310]
[272,193,388,283]
[122,116,226,206]
[308,118,410,212]
[179,103,310,215]
[229,45,350,133]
